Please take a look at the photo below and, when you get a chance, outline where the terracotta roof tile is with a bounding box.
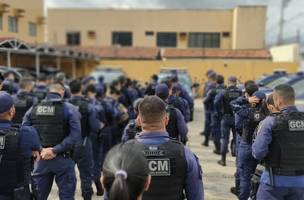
[163,48,271,59]
[53,46,272,60]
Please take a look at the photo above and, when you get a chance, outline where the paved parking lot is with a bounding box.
[49,99,237,200]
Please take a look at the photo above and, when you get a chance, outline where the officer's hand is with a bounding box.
[100,122,105,129]
[41,148,57,160]
[248,96,260,104]
[32,151,41,162]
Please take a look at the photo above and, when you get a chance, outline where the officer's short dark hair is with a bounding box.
[151,74,158,82]
[244,80,255,88]
[84,84,96,95]
[139,96,166,124]
[69,79,82,94]
[274,84,295,103]
[19,77,34,89]
[245,83,258,96]
[266,94,275,106]
[216,75,224,85]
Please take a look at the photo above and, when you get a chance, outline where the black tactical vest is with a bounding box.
[69,98,91,138]
[0,128,30,194]
[32,89,47,102]
[13,94,34,125]
[31,101,67,147]
[166,105,178,139]
[223,88,242,115]
[265,112,304,175]
[242,106,266,144]
[133,139,186,200]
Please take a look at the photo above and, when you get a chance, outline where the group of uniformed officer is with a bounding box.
[0,70,203,200]
[202,70,304,200]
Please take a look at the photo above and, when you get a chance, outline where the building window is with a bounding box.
[188,32,220,48]
[29,22,37,37]
[8,16,18,33]
[66,32,81,46]
[157,32,177,47]
[112,32,132,46]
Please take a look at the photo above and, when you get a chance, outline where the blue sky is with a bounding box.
[45,0,304,46]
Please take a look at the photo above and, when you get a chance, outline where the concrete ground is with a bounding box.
[49,99,237,200]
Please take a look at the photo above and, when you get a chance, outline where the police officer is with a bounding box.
[32,74,49,102]
[12,78,38,125]
[2,70,19,95]
[253,84,304,200]
[204,74,226,153]
[230,81,258,196]
[69,79,102,200]
[121,98,143,143]
[232,90,266,200]
[171,75,194,121]
[168,84,191,123]
[129,96,203,200]
[23,83,81,200]
[55,72,71,99]
[201,71,216,145]
[155,84,188,144]
[214,76,242,166]
[84,84,107,196]
[144,74,158,96]
[0,91,41,200]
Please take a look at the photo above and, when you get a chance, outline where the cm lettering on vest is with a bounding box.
[36,106,56,116]
[148,158,171,176]
[288,120,304,131]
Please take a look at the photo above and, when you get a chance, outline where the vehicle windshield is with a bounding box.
[91,70,124,84]
[292,79,304,98]
[265,76,290,89]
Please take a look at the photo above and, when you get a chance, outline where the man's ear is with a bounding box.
[137,115,143,127]
[165,114,169,126]
[9,106,16,118]
[144,175,151,191]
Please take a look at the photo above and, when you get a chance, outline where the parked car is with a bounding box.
[90,67,126,84]
[256,70,288,87]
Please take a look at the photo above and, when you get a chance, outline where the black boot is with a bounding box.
[202,135,209,147]
[230,186,239,196]
[95,180,104,196]
[217,153,226,166]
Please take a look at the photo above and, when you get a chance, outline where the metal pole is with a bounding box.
[6,51,11,68]
[56,56,61,70]
[277,0,291,45]
[72,59,76,79]
[35,53,40,77]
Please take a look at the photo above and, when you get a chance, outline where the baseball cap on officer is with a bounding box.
[0,91,14,114]
[155,84,169,100]
[228,76,237,83]
[253,91,266,100]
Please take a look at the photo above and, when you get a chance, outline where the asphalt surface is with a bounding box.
[49,99,237,200]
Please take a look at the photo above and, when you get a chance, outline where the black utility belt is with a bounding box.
[268,167,304,176]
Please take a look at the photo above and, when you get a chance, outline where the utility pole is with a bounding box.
[296,29,301,44]
[277,0,292,45]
